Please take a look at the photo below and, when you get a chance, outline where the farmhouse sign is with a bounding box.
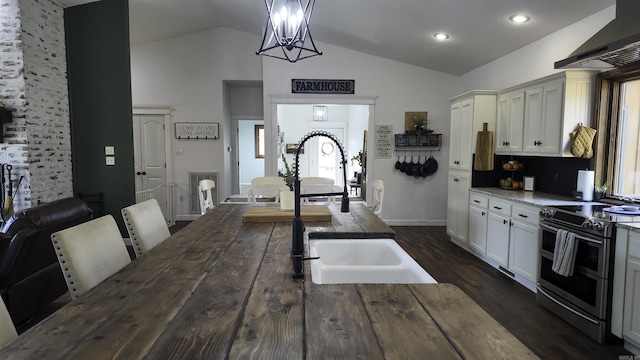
[175,122,219,139]
[291,79,355,94]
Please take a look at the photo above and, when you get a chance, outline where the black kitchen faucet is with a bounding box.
[291,130,350,278]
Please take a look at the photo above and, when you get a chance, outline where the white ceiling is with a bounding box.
[60,0,615,76]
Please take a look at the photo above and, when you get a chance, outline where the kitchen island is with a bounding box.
[0,203,537,359]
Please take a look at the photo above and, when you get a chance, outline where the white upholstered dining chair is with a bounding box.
[198,179,216,215]
[368,179,385,216]
[300,177,334,185]
[0,300,17,348]
[121,198,171,258]
[51,215,131,300]
[249,177,286,203]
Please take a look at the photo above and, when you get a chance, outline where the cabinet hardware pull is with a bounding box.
[494,206,502,210]
[473,200,480,203]
[503,219,508,224]
[481,211,486,216]
[518,214,528,218]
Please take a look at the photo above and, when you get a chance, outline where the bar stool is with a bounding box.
[121,198,171,258]
[51,215,131,299]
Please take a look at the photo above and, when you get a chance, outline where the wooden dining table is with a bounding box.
[0,203,538,359]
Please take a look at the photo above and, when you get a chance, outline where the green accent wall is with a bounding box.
[65,0,134,236]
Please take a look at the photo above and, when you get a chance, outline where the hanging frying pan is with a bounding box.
[412,155,422,178]
[406,156,416,176]
[395,153,402,170]
[400,155,410,173]
[424,155,438,176]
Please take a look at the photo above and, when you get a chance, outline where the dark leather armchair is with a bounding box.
[0,198,92,327]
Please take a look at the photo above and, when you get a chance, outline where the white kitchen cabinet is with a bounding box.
[624,233,640,348]
[487,211,510,267]
[468,194,489,254]
[508,205,540,283]
[523,81,563,154]
[496,70,598,156]
[485,198,540,283]
[449,92,496,171]
[446,172,470,243]
[486,199,512,267]
[495,91,524,153]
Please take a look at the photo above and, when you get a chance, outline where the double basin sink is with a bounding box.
[308,238,437,285]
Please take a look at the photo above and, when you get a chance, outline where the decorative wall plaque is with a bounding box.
[175,122,219,139]
[291,79,355,94]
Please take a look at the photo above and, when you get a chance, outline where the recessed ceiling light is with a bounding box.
[509,14,530,23]
[434,33,450,41]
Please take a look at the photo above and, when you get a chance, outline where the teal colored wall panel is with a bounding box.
[65,0,134,236]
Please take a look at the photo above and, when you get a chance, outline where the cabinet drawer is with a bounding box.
[511,205,540,226]
[469,194,488,208]
[488,199,511,216]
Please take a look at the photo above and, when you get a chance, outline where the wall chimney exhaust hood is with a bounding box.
[555,0,640,69]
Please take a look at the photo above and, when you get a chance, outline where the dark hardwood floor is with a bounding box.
[393,226,631,360]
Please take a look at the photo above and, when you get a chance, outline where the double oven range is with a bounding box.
[538,203,637,344]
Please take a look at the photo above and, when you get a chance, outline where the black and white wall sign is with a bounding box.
[291,79,355,94]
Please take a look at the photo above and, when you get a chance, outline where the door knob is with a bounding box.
[136,172,141,175]
[141,171,147,175]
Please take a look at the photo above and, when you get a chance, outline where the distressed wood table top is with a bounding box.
[0,203,537,359]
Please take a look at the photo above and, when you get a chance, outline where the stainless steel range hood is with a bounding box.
[555,0,640,69]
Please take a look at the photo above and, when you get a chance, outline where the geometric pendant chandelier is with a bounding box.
[256,0,322,62]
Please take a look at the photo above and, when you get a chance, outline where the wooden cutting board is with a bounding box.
[474,122,494,171]
[243,205,332,222]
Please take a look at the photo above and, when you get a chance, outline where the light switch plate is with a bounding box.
[106,156,116,166]
[105,146,115,155]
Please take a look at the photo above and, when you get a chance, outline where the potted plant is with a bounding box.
[278,154,296,210]
[279,154,296,190]
[351,151,363,183]
[594,181,609,200]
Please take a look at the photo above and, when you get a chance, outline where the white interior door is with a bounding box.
[133,114,168,216]
[308,126,346,186]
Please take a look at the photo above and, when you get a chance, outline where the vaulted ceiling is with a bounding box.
[60,0,615,75]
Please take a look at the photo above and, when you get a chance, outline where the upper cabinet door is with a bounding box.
[495,94,510,153]
[458,99,474,171]
[507,91,525,153]
[449,101,462,169]
[540,81,563,154]
[523,87,543,153]
[496,91,524,154]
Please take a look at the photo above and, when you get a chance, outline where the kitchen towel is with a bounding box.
[577,170,595,201]
[552,229,579,277]
[474,123,494,171]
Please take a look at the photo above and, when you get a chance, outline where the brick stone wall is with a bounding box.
[0,0,72,213]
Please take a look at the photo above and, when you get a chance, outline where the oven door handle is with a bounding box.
[537,286,599,325]
[539,222,604,246]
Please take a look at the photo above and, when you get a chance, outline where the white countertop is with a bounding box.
[470,187,602,207]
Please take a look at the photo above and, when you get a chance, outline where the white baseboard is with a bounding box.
[384,220,447,226]
[625,339,640,356]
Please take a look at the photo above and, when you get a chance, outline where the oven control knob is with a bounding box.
[594,222,605,232]
[539,209,552,218]
[585,220,595,229]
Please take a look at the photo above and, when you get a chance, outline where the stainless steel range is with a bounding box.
[537,203,639,344]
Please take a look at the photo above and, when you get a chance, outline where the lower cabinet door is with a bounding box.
[468,205,488,254]
[508,220,540,282]
[487,212,510,267]
[624,257,640,345]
